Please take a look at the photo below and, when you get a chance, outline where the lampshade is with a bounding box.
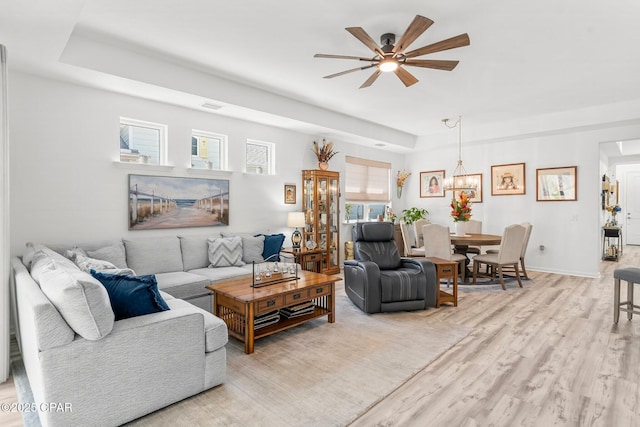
[286,212,305,228]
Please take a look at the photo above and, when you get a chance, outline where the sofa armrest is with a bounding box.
[401,257,438,307]
[344,260,382,313]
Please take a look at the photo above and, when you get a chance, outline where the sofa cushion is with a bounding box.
[68,252,137,276]
[90,270,171,321]
[207,237,244,267]
[379,268,426,303]
[123,237,184,275]
[28,245,80,282]
[164,298,228,352]
[242,235,265,264]
[179,235,212,271]
[256,233,285,261]
[188,266,252,283]
[154,271,211,300]
[39,264,115,340]
[86,242,128,269]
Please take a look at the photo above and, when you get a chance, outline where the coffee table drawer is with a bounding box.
[257,296,285,314]
[285,289,310,305]
[310,284,331,298]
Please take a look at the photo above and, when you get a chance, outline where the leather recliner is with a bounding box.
[344,222,437,313]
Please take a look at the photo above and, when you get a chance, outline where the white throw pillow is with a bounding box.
[208,237,245,267]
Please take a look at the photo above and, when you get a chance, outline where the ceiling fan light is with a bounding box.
[379,59,398,72]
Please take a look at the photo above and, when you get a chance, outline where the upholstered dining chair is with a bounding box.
[344,222,437,313]
[485,222,533,280]
[465,219,483,255]
[422,224,468,283]
[413,219,430,248]
[472,224,527,289]
[400,222,425,257]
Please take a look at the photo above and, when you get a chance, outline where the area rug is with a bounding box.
[9,357,40,427]
[129,289,471,426]
[10,289,470,427]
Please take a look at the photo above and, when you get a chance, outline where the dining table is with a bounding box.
[450,233,502,279]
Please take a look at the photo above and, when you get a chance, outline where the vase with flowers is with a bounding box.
[312,139,338,170]
[606,204,622,226]
[450,193,472,236]
[396,169,411,198]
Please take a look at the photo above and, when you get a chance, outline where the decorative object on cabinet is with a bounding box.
[284,184,296,204]
[396,169,411,198]
[420,170,445,198]
[491,163,526,196]
[286,212,306,249]
[312,139,338,170]
[536,166,577,201]
[302,169,340,274]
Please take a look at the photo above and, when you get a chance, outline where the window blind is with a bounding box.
[345,156,391,202]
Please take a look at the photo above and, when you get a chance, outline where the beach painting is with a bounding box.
[129,174,229,230]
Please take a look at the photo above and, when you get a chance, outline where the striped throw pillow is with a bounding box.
[207,237,245,267]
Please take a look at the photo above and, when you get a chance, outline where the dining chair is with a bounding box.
[413,219,431,248]
[423,224,467,283]
[472,224,527,289]
[485,222,533,279]
[465,220,482,255]
[400,222,425,257]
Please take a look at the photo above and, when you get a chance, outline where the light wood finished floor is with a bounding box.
[1,247,639,427]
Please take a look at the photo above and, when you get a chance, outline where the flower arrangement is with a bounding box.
[606,204,622,216]
[397,169,411,187]
[450,192,472,222]
[312,138,338,163]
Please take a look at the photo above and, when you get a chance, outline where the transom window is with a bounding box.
[191,130,228,170]
[246,139,275,175]
[119,117,167,165]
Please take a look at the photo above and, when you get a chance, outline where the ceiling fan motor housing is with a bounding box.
[380,33,395,53]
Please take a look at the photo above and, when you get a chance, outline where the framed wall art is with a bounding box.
[420,170,445,198]
[491,163,526,196]
[536,166,577,201]
[128,174,229,230]
[284,184,296,204]
[454,173,483,203]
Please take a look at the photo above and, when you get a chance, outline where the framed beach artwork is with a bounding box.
[536,166,577,201]
[284,184,296,204]
[454,173,483,203]
[128,174,229,230]
[420,170,445,198]
[491,163,526,196]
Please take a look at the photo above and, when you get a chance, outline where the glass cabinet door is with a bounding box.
[328,177,339,270]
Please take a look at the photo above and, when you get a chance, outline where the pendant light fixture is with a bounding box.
[442,116,478,193]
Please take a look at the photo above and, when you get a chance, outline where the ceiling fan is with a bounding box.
[314,15,470,88]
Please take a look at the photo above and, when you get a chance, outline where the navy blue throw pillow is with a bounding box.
[255,233,286,261]
[90,270,170,321]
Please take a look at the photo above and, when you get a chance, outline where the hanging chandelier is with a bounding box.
[442,115,478,192]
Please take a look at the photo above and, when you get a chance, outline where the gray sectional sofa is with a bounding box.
[10,233,284,427]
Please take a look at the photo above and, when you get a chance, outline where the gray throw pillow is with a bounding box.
[208,237,245,267]
[86,243,128,269]
[242,235,265,264]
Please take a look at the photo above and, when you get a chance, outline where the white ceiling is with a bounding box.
[2,0,640,151]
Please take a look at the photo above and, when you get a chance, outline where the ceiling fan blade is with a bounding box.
[404,59,459,71]
[323,64,377,79]
[314,53,375,61]
[404,33,471,58]
[393,15,434,55]
[360,69,382,88]
[346,27,385,56]
[394,67,419,87]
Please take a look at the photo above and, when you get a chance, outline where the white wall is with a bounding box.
[8,72,404,256]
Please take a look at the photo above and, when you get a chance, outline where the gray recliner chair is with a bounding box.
[344,222,438,313]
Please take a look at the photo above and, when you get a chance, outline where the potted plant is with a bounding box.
[344,203,353,222]
[401,207,429,225]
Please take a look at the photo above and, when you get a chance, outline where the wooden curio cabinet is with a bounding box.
[302,170,340,274]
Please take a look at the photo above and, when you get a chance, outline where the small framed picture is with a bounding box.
[284,184,296,204]
[420,170,445,198]
[536,166,577,201]
[454,173,483,203]
[491,163,526,196]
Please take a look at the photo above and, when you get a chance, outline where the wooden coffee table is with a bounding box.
[206,270,338,353]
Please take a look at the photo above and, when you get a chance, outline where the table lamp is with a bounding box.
[286,212,306,249]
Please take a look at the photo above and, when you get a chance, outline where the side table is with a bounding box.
[281,247,323,272]
[427,257,458,307]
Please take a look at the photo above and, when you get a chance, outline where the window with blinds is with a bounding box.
[191,130,227,170]
[345,156,391,202]
[246,140,275,175]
